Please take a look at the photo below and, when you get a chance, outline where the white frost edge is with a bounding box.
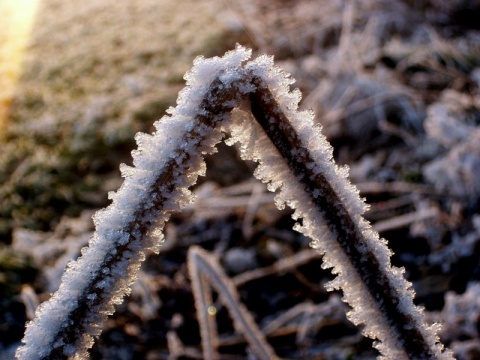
[16,46,252,360]
[224,54,453,360]
[16,45,453,359]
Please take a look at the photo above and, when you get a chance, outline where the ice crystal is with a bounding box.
[17,46,452,360]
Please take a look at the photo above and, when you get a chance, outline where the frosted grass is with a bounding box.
[17,46,452,359]
[225,53,452,359]
[16,46,250,360]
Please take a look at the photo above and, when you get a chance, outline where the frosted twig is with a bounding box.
[372,207,438,233]
[192,193,274,210]
[188,246,279,360]
[233,249,322,286]
[17,46,452,360]
[166,330,203,360]
[16,48,250,360]
[166,330,184,360]
[242,182,266,239]
[260,295,346,346]
[19,285,40,321]
[234,65,452,358]
[366,194,417,221]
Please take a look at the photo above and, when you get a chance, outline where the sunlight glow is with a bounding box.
[0,0,40,129]
[207,306,217,316]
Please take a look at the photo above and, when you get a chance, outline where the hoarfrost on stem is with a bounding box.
[17,45,453,360]
[225,53,452,359]
[16,46,251,360]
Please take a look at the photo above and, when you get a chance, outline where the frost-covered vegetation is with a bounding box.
[2,0,480,359]
[15,45,453,359]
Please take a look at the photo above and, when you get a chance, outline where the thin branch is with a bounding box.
[17,46,452,360]
[188,246,279,360]
[17,55,247,359]
[243,71,450,359]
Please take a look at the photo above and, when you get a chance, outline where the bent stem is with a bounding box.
[17,47,452,360]
[188,246,279,360]
[248,74,438,359]
[16,67,246,360]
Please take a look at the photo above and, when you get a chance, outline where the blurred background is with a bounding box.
[1,0,480,358]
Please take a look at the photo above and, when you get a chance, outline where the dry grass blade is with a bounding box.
[233,249,322,286]
[372,207,439,233]
[187,246,279,360]
[247,73,448,359]
[17,46,452,359]
[16,60,247,360]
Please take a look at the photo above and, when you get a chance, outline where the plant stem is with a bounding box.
[21,75,242,360]
[248,74,435,359]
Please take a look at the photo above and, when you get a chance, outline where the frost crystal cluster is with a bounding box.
[17,46,453,360]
